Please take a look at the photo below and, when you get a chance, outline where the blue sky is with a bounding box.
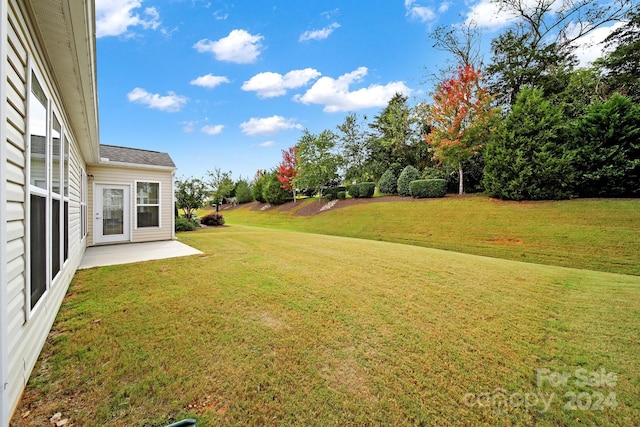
[95,0,620,181]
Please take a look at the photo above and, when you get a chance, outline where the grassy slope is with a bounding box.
[219,195,640,276]
[13,226,640,426]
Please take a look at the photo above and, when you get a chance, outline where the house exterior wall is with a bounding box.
[87,164,175,245]
[2,0,89,421]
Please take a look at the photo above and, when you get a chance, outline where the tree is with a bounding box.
[174,176,208,220]
[425,65,496,194]
[430,22,483,71]
[397,165,421,197]
[597,8,640,102]
[207,167,234,204]
[234,178,253,204]
[483,87,574,200]
[378,168,398,194]
[263,170,292,205]
[486,0,632,105]
[276,146,298,202]
[571,94,640,197]
[337,113,369,181]
[293,129,342,199]
[252,169,267,203]
[369,93,417,168]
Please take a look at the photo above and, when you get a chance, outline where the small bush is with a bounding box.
[337,191,346,200]
[378,168,398,194]
[348,183,361,198]
[359,182,375,198]
[263,172,292,205]
[322,186,346,199]
[397,165,421,197]
[323,193,335,201]
[409,179,447,198]
[175,216,197,232]
[200,213,225,226]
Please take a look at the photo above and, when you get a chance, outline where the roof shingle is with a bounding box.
[99,144,176,168]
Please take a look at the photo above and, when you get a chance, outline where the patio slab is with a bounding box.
[78,240,203,269]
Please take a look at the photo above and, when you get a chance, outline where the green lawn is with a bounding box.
[218,195,640,276]
[13,225,640,426]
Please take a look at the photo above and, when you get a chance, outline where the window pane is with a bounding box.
[52,198,60,278]
[103,188,124,235]
[30,74,47,190]
[137,182,159,205]
[137,206,159,227]
[51,115,61,194]
[64,201,69,261]
[30,194,47,308]
[63,134,69,197]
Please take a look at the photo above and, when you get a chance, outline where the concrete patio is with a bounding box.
[78,240,203,269]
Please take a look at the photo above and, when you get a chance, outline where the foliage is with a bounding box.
[426,65,496,194]
[200,212,225,226]
[358,182,376,198]
[293,129,342,199]
[378,168,398,194]
[571,94,640,197]
[485,0,632,106]
[174,216,197,232]
[597,8,640,102]
[337,191,346,200]
[397,165,421,197]
[409,179,447,198]
[483,87,574,200]
[347,182,375,198]
[263,171,292,205]
[277,146,298,202]
[207,167,234,204]
[322,186,346,199]
[174,176,208,220]
[252,170,268,203]
[234,179,253,204]
[337,113,369,181]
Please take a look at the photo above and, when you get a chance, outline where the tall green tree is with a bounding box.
[294,129,342,198]
[483,87,574,200]
[337,113,369,182]
[486,0,632,105]
[571,94,640,197]
[174,176,208,219]
[597,8,640,102]
[369,93,417,168]
[207,167,234,204]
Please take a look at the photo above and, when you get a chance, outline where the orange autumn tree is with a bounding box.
[425,64,496,194]
[276,146,298,202]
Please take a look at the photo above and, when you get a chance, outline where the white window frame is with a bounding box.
[26,65,69,316]
[134,180,161,229]
[80,168,88,240]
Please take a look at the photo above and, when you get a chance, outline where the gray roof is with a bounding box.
[99,144,176,168]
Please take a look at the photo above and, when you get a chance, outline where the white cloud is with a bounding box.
[293,67,412,113]
[181,120,197,133]
[127,87,187,112]
[259,141,276,147]
[193,29,264,64]
[464,0,518,30]
[201,124,225,135]
[439,2,451,13]
[190,74,231,89]
[240,116,303,136]
[405,0,436,23]
[242,68,321,98]
[570,21,625,67]
[299,23,341,42]
[96,0,161,38]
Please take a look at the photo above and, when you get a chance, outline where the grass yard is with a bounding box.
[217,195,640,276]
[13,225,640,426]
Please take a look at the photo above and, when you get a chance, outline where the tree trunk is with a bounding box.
[458,163,464,195]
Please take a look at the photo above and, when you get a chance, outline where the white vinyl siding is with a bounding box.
[4,0,89,419]
[88,165,174,244]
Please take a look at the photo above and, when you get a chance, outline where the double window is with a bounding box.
[29,71,70,311]
[136,181,160,228]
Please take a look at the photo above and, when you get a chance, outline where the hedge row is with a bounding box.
[348,182,375,198]
[409,179,447,198]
